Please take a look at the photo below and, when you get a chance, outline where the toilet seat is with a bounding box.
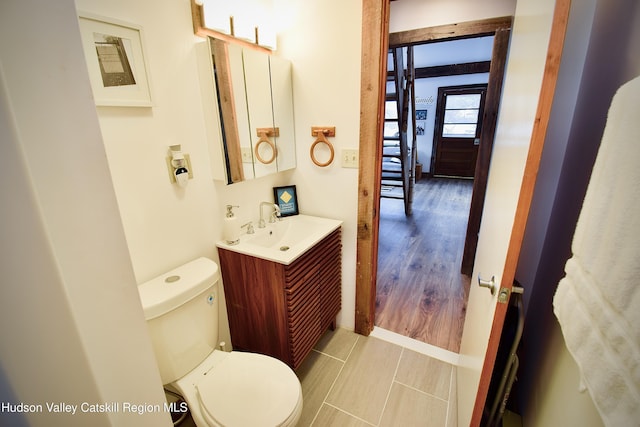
[196,351,302,426]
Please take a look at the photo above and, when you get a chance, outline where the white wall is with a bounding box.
[390,0,516,33]
[0,0,170,426]
[73,0,362,337]
[525,321,604,427]
[75,0,231,346]
[76,0,223,283]
[0,63,111,427]
[275,0,363,328]
[413,36,495,68]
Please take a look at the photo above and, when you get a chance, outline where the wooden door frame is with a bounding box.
[356,0,571,424]
[355,10,512,335]
[355,0,390,336]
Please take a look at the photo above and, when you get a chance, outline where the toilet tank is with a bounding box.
[137,257,220,385]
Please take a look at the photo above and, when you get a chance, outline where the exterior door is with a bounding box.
[432,85,487,178]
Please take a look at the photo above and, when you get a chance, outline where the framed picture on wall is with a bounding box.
[416,109,427,135]
[78,13,153,107]
[273,185,299,217]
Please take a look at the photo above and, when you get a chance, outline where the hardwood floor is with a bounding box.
[376,177,473,353]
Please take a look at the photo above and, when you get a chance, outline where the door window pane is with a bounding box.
[445,94,481,109]
[443,124,478,137]
[442,94,481,138]
[444,109,479,124]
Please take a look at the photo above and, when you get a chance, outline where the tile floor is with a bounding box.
[179,328,457,427]
[296,328,457,427]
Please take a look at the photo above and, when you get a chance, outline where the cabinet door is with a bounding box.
[243,48,277,178]
[203,38,296,184]
[218,249,290,361]
[285,263,322,368]
[285,228,342,368]
[208,38,253,182]
[319,230,342,328]
[269,55,296,172]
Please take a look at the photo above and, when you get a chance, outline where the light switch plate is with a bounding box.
[241,147,253,163]
[341,149,359,168]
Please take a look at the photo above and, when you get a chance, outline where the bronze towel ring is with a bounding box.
[310,127,335,167]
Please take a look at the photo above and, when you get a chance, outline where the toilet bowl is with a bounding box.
[137,257,303,426]
[172,350,302,427]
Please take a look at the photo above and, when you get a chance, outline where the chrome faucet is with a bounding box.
[258,202,281,228]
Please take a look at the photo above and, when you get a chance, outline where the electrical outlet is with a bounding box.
[341,149,359,168]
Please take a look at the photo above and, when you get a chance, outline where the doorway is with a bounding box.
[375,37,494,352]
[376,177,474,352]
[356,1,570,423]
[355,15,513,336]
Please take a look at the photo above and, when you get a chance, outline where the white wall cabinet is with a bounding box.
[198,38,296,184]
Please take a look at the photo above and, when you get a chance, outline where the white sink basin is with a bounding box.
[216,214,342,265]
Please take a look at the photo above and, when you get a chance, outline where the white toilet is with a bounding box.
[138,257,303,426]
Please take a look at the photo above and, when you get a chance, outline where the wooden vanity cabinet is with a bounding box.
[218,228,341,369]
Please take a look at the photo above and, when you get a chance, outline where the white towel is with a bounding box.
[553,75,640,427]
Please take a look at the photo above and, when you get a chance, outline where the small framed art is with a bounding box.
[273,185,299,217]
[78,13,153,107]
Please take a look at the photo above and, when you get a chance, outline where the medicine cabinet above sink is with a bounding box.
[197,37,296,184]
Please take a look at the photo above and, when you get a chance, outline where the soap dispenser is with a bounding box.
[223,205,241,245]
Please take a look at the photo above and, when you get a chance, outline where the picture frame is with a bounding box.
[273,185,299,217]
[416,109,427,136]
[78,13,153,107]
